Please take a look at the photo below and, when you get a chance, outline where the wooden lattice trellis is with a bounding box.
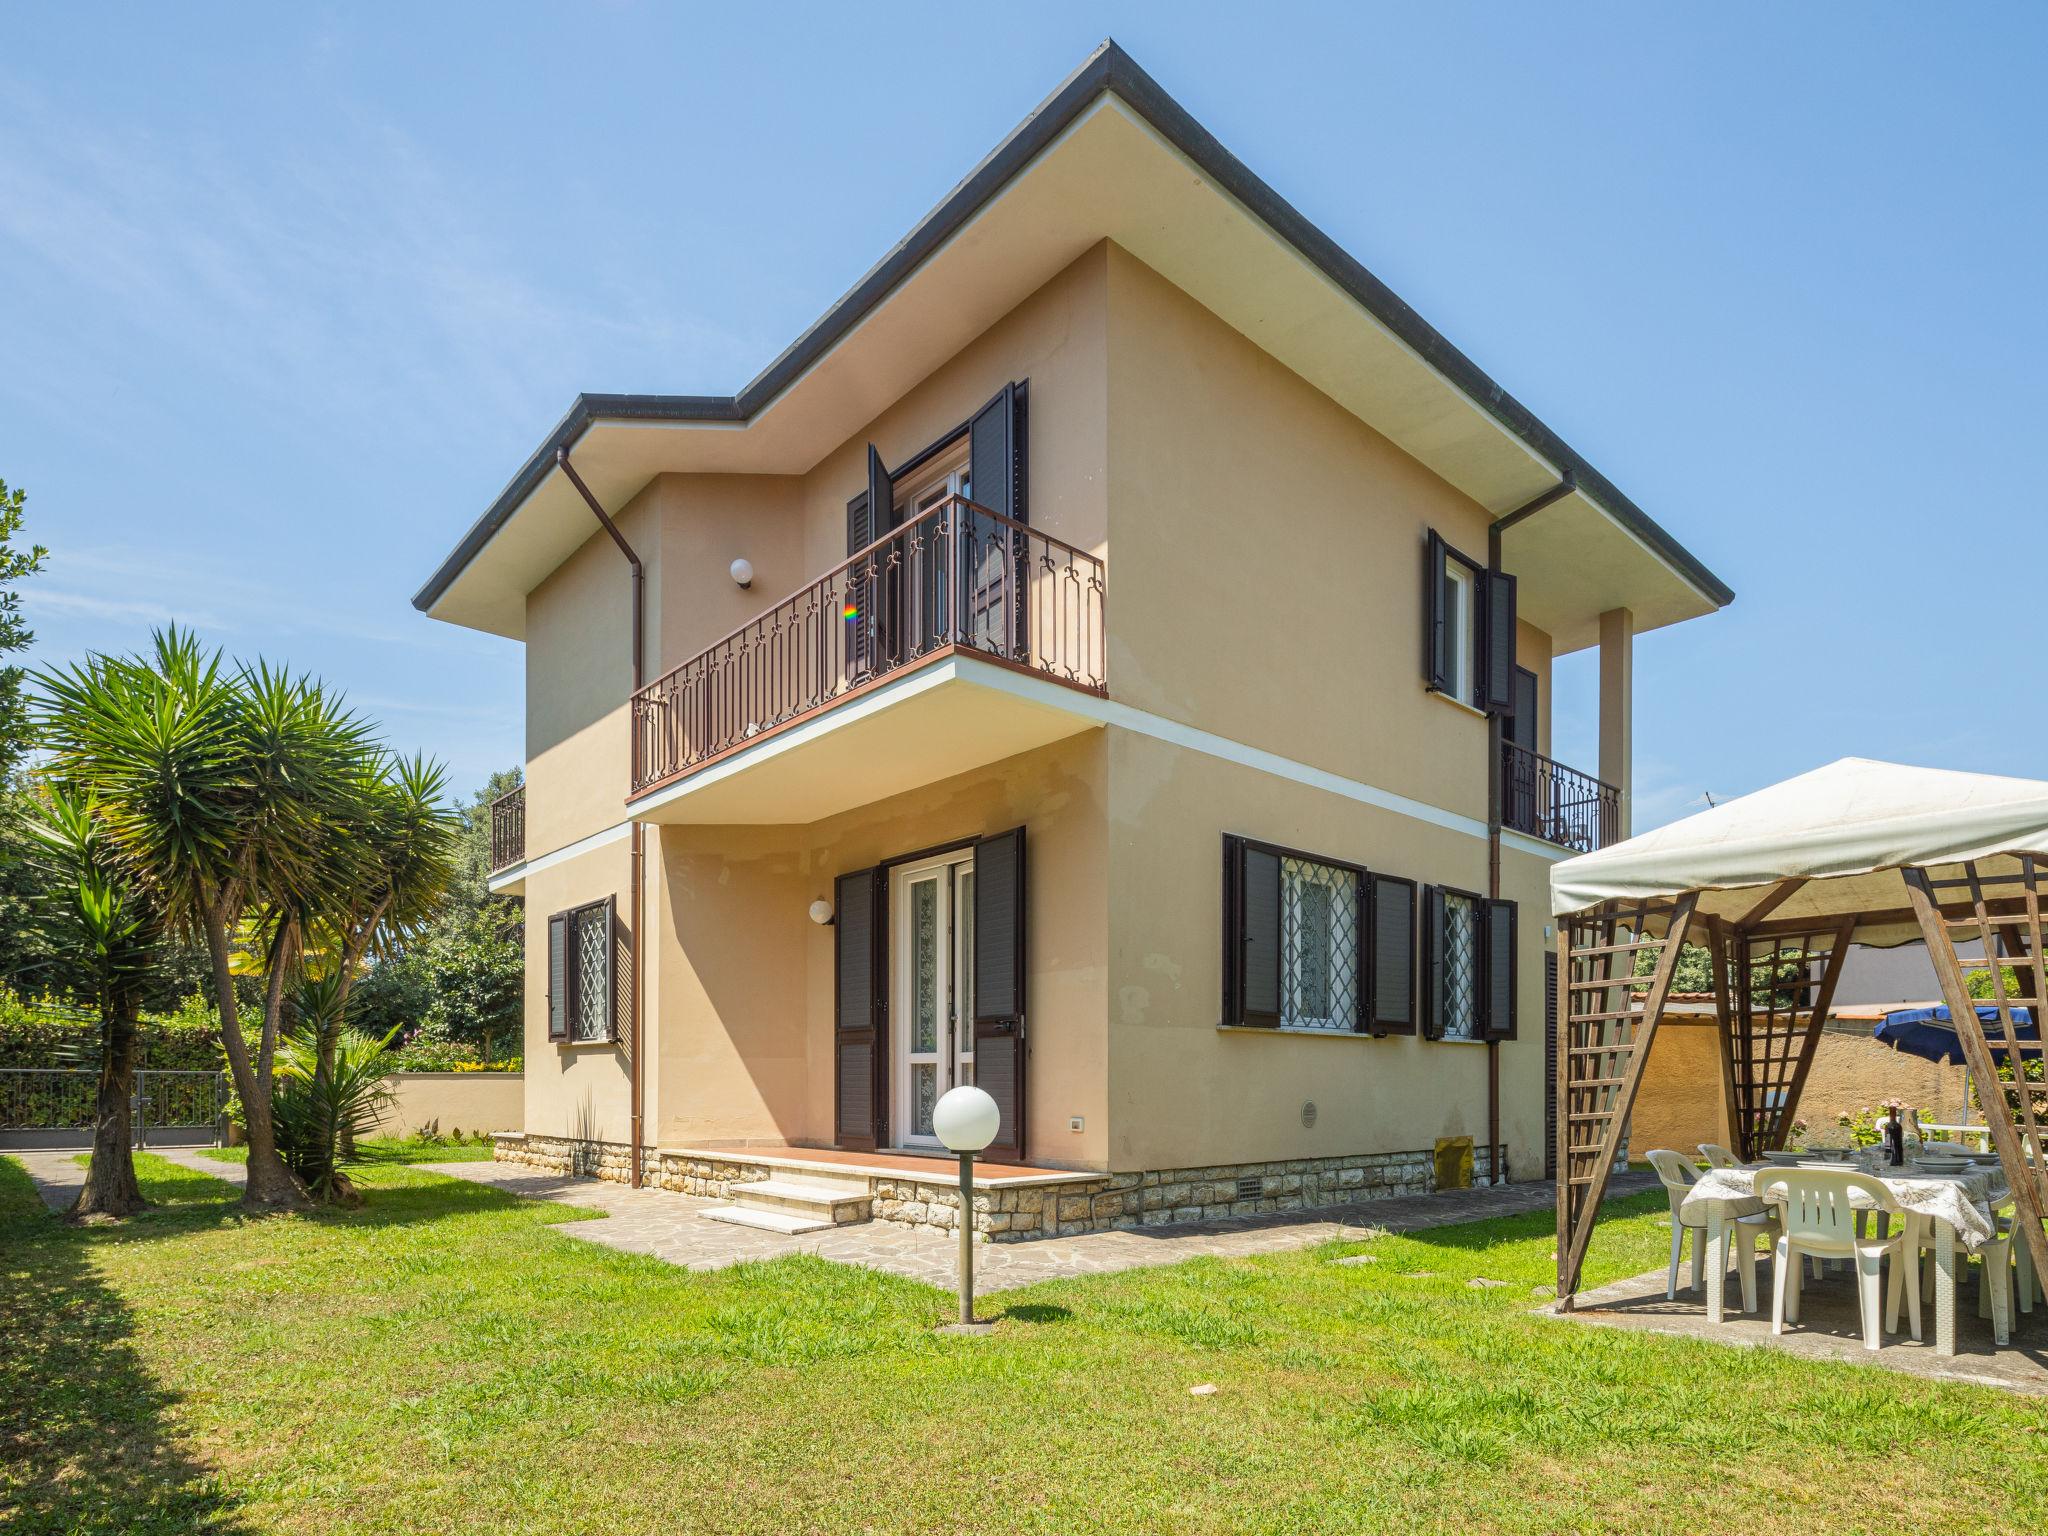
[1555,893,1695,1304]
[1556,860,2048,1309]
[1907,859,2048,1294]
[1721,920,1853,1161]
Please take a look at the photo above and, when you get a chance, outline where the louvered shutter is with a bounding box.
[1420,885,1448,1040]
[1369,874,1418,1036]
[547,910,570,1041]
[968,384,1027,654]
[973,826,1027,1160]
[1229,838,1281,1028]
[1484,569,1518,715]
[846,491,873,557]
[1424,530,1449,692]
[834,867,884,1150]
[865,445,894,540]
[968,385,1018,520]
[1482,898,1518,1040]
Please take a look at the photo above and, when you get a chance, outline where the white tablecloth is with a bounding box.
[1679,1159,2007,1251]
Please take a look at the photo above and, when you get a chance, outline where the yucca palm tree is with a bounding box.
[36,629,377,1209]
[20,784,160,1218]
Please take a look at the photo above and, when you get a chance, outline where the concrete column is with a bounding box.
[1598,607,1633,839]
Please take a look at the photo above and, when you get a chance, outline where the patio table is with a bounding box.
[1678,1157,2009,1355]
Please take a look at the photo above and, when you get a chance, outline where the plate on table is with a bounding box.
[1916,1156,1972,1174]
[1761,1150,1807,1165]
[1794,1160,1861,1171]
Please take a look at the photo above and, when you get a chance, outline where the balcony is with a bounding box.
[1501,739,1620,853]
[628,496,1106,818]
[489,784,526,873]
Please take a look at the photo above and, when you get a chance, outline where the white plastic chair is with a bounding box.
[1758,1168,1917,1350]
[1699,1143,1742,1169]
[1646,1149,1778,1311]
[1977,1205,2041,1339]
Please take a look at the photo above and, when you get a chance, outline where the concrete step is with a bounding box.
[743,1163,872,1196]
[726,1178,873,1224]
[699,1203,840,1236]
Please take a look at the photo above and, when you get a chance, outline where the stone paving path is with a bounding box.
[420,1160,1657,1292]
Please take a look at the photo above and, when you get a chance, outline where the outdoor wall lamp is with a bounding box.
[807,898,834,926]
[729,558,754,589]
[934,1084,1000,1335]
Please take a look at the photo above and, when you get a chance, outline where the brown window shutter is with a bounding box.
[833,867,884,1151]
[547,910,570,1042]
[973,826,1026,1022]
[863,446,893,544]
[1420,885,1448,1040]
[973,826,1028,1160]
[967,384,1018,520]
[1482,897,1518,1040]
[1424,530,1449,692]
[1234,840,1281,1028]
[1369,874,1418,1036]
[1484,569,1518,715]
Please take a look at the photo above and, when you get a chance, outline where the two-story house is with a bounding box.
[416,43,1731,1240]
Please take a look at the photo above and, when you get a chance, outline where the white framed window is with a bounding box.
[1426,531,1488,710]
[1442,556,1476,706]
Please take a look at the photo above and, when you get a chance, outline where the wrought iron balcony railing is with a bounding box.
[1501,739,1620,853]
[489,784,526,872]
[630,495,1106,797]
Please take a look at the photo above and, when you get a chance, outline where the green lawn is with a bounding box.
[192,1134,498,1167]
[4,1156,2045,1536]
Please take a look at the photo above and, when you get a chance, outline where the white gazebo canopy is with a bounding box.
[1550,757,2048,946]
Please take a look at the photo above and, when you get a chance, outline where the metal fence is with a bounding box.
[0,1067,229,1148]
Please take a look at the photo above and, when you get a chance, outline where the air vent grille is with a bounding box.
[1236,1175,1263,1202]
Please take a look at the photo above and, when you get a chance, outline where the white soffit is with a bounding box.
[429,94,1706,640]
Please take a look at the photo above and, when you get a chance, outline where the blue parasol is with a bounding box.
[1872,1003,2037,1067]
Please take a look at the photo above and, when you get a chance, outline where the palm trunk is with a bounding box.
[324,912,379,1163]
[205,904,306,1210]
[73,998,145,1219]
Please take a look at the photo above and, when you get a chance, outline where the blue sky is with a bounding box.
[2,5,2042,822]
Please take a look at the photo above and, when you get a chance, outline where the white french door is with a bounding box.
[890,852,976,1149]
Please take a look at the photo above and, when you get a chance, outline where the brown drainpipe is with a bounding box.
[557,447,647,1189]
[1486,472,1575,1185]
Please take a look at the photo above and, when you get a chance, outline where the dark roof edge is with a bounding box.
[413,39,1732,615]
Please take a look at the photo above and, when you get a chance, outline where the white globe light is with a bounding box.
[729,557,755,588]
[933,1085,1000,1153]
[807,899,834,926]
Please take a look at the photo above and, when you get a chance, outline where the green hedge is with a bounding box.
[0,989,240,1072]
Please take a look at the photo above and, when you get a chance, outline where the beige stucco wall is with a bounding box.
[1103,244,1527,827]
[1102,726,1555,1175]
[645,730,1110,1164]
[518,836,637,1146]
[367,1073,525,1139]
[1631,1018,1972,1159]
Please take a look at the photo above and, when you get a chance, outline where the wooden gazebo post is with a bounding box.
[1555,894,1696,1308]
[1906,861,2048,1290]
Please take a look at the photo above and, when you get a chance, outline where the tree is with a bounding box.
[292,753,457,1192]
[0,478,49,780]
[348,765,522,1055]
[21,786,159,1218]
[0,478,52,993]
[36,631,376,1210]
